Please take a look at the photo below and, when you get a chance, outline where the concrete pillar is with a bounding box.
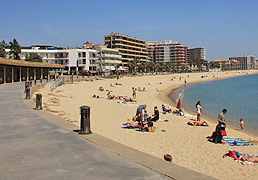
[11,67,14,83]
[40,68,43,80]
[3,66,6,84]
[47,68,50,82]
[19,67,22,82]
[54,69,57,81]
[27,68,29,81]
[34,68,36,80]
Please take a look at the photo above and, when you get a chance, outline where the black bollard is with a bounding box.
[82,74,84,79]
[25,86,30,99]
[40,78,42,84]
[72,73,74,83]
[34,79,37,85]
[35,93,42,110]
[29,81,32,87]
[25,81,29,93]
[79,106,92,134]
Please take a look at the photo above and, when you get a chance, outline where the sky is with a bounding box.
[0,0,257,60]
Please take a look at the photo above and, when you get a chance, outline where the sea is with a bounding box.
[172,73,258,134]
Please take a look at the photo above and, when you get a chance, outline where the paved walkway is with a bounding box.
[0,82,216,180]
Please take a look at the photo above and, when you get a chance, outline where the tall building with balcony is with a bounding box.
[147,40,187,71]
[229,55,255,69]
[95,45,122,73]
[187,47,206,63]
[104,33,148,67]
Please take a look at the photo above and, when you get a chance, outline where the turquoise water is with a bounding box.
[182,74,258,133]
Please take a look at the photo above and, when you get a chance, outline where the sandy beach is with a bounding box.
[35,70,258,180]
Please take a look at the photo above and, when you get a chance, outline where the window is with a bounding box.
[83,59,86,64]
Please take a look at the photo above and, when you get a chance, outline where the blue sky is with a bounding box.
[1,0,257,60]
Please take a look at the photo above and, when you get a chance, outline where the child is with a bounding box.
[240,119,244,130]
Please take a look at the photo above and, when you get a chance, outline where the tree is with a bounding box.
[127,57,140,73]
[9,39,21,60]
[0,40,8,58]
[25,53,43,62]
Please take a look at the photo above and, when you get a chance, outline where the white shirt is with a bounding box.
[197,104,202,113]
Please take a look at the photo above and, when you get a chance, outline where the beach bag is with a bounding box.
[221,130,227,136]
[147,126,156,132]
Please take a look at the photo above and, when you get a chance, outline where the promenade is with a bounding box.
[0,82,215,180]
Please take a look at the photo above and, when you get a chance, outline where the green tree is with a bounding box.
[147,62,155,72]
[9,39,21,60]
[25,53,43,62]
[0,40,8,58]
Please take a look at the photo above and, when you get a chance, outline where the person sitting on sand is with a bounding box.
[110,83,114,87]
[151,106,159,122]
[138,87,142,92]
[99,87,104,91]
[143,87,146,91]
[187,120,209,127]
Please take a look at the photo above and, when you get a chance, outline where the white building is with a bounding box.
[96,45,122,74]
[6,45,99,74]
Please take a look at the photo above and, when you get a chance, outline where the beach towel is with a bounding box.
[222,137,253,146]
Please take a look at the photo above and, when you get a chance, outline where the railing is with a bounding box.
[50,77,64,92]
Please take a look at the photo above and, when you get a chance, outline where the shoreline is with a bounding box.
[163,76,258,136]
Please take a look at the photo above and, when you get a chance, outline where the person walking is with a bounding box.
[196,101,203,121]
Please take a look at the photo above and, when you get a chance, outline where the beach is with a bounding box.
[35,70,258,180]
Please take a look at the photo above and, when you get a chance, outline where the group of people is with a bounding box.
[107,92,136,102]
[125,105,160,132]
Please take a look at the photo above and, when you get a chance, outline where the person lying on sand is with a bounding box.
[107,92,116,99]
[187,120,209,127]
[110,83,114,87]
[123,96,137,102]
[115,82,122,85]
[223,149,258,163]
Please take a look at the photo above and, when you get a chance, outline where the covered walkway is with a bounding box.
[0,58,64,84]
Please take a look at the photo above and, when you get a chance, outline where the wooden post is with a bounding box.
[3,66,6,84]
[19,67,22,82]
[11,67,14,83]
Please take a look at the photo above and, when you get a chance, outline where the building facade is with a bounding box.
[228,55,255,69]
[5,45,99,74]
[104,33,148,67]
[187,47,206,63]
[147,40,187,71]
[95,45,122,73]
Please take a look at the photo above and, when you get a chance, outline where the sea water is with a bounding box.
[182,73,258,133]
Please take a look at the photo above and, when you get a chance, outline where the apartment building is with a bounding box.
[228,55,255,69]
[147,40,187,71]
[5,45,98,74]
[187,47,206,63]
[95,45,122,73]
[104,33,148,67]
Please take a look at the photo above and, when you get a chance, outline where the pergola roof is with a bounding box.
[0,58,64,68]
